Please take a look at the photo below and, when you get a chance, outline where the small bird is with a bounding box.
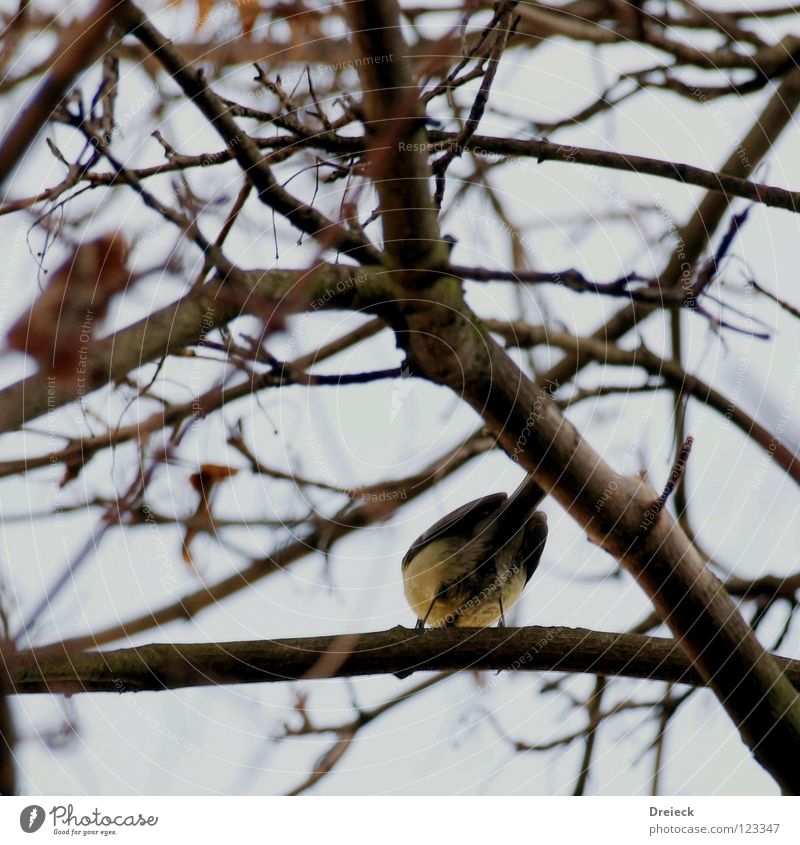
[401,474,548,628]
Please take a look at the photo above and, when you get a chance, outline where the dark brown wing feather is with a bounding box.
[401,493,506,569]
[522,512,548,583]
[496,473,546,529]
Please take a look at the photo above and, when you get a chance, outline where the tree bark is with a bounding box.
[7,627,800,695]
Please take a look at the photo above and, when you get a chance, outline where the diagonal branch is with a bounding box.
[542,65,800,390]
[403,288,800,792]
[0,0,115,189]
[487,320,800,486]
[426,130,800,214]
[0,263,392,435]
[115,1,379,264]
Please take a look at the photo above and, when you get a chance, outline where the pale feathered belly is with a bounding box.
[403,539,527,627]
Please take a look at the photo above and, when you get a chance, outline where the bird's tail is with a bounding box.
[499,472,546,526]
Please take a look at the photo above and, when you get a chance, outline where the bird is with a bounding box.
[401,474,548,628]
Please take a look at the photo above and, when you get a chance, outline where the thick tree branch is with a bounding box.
[344,0,447,268]
[0,263,392,435]
[399,283,800,791]
[6,627,800,695]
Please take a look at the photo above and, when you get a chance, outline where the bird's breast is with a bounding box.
[403,537,467,620]
[402,538,528,627]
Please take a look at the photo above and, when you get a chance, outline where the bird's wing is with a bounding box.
[522,511,548,583]
[401,493,507,569]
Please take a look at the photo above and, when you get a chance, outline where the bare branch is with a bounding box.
[488,320,800,487]
[48,432,495,651]
[9,626,800,695]
[427,131,800,214]
[0,0,115,189]
[115,1,380,263]
[541,65,800,390]
[0,263,394,435]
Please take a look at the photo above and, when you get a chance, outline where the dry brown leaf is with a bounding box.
[7,233,130,377]
[183,463,239,565]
